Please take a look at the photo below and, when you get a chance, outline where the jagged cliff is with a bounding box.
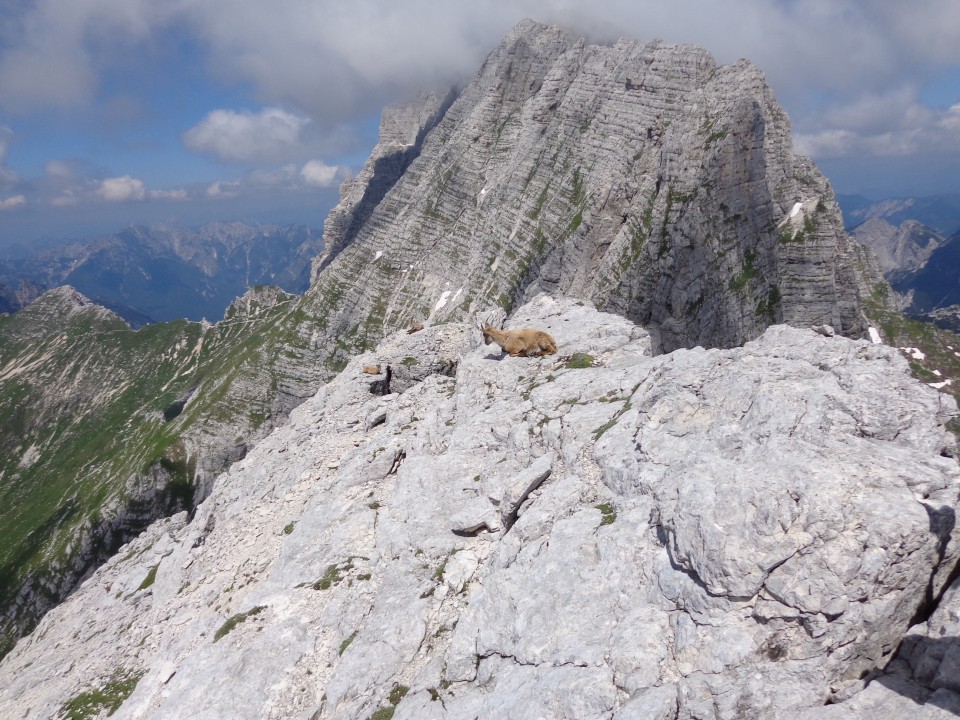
[0,18,881,674]
[1,296,956,720]
[304,19,866,358]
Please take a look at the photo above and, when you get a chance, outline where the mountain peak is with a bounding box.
[304,20,867,363]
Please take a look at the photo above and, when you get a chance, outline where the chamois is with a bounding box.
[480,323,558,357]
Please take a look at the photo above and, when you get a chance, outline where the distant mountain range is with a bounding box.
[838,193,960,236]
[842,195,960,330]
[0,222,323,326]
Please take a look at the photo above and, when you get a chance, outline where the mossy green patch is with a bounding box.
[339,630,358,656]
[565,353,594,369]
[213,605,265,642]
[596,503,617,526]
[314,564,344,591]
[136,564,159,592]
[61,669,144,720]
[729,250,758,292]
[389,684,410,705]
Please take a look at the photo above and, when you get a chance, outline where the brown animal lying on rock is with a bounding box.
[407,321,424,334]
[480,323,558,357]
[362,364,382,375]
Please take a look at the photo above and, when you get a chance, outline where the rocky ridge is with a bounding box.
[0,284,303,658]
[850,218,944,283]
[0,17,882,670]
[303,19,868,361]
[2,296,958,720]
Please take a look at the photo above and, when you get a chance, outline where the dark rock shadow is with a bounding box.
[867,503,960,715]
[316,87,459,275]
[874,635,960,716]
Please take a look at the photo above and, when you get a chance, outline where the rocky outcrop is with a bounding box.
[300,19,867,360]
[313,90,458,280]
[0,16,890,684]
[850,218,944,279]
[1,297,956,720]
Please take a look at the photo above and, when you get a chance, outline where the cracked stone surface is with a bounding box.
[0,296,958,720]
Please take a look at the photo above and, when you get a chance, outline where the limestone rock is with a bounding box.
[301,19,868,364]
[1,296,956,720]
[0,18,884,666]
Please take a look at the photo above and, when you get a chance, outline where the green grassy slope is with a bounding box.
[863,282,960,409]
[0,286,317,658]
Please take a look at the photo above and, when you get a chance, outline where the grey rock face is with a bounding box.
[850,218,944,278]
[301,19,867,361]
[1,297,956,720]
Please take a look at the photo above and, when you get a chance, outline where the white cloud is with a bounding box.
[182,108,312,164]
[1,0,959,201]
[0,0,166,113]
[795,92,960,160]
[206,180,240,198]
[149,188,189,201]
[300,160,342,188]
[4,0,955,122]
[97,176,146,202]
[0,194,26,210]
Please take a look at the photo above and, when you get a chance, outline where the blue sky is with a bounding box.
[1,0,959,250]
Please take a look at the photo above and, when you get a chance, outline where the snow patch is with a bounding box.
[901,347,926,360]
[929,379,953,389]
[434,290,452,311]
[868,327,882,344]
[789,202,803,218]
[18,444,41,469]
[373,250,383,262]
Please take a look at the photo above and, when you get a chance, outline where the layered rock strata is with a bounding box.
[302,19,867,359]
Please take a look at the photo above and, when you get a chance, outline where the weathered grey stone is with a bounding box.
[1,296,953,720]
[1,17,891,667]
[300,18,871,372]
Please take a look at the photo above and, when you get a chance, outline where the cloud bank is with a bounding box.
[2,0,958,149]
[182,108,313,164]
[0,0,958,224]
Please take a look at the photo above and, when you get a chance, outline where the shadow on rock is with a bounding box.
[877,634,960,716]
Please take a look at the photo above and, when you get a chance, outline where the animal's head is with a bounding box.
[480,323,494,345]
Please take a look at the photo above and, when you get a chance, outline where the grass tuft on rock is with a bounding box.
[61,669,143,719]
[596,503,617,526]
[565,353,594,369]
[213,605,265,642]
[136,564,159,591]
